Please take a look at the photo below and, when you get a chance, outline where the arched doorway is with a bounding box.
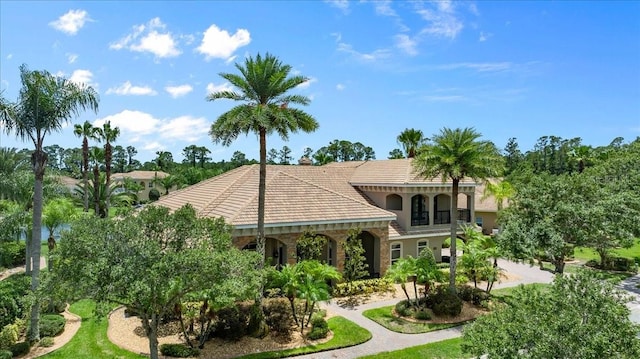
[358,231,379,278]
[242,238,288,269]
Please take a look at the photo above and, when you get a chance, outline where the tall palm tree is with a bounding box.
[97,121,120,217]
[89,146,105,217]
[397,128,427,158]
[413,127,502,293]
[0,64,98,340]
[73,121,99,212]
[208,53,319,276]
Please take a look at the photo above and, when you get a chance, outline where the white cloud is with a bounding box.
[158,116,210,142]
[337,42,391,62]
[143,142,164,151]
[297,77,317,89]
[165,84,193,98]
[110,18,181,58]
[374,0,396,17]
[66,53,78,64]
[395,34,418,56]
[106,81,157,96]
[479,31,492,42]
[6,54,13,60]
[336,83,345,91]
[69,69,97,88]
[206,82,234,94]
[423,95,465,102]
[94,110,160,135]
[325,0,350,13]
[49,9,90,35]
[416,0,464,39]
[196,24,251,61]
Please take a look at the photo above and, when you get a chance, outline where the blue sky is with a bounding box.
[1,1,639,163]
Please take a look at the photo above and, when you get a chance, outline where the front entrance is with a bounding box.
[358,231,379,278]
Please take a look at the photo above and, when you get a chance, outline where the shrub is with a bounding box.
[39,314,66,337]
[333,278,394,297]
[263,298,294,339]
[307,316,329,340]
[587,256,637,273]
[0,350,11,359]
[9,341,30,357]
[0,274,31,328]
[246,302,267,338]
[160,343,200,357]
[0,242,26,268]
[413,309,431,320]
[457,285,475,302]
[394,300,412,317]
[430,286,463,317]
[39,337,54,348]
[212,306,246,341]
[0,323,19,350]
[148,188,161,201]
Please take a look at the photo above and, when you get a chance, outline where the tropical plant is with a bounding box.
[397,128,426,158]
[481,180,514,212]
[413,127,503,293]
[42,198,76,254]
[73,121,99,212]
[207,52,319,281]
[88,147,105,217]
[96,120,120,217]
[0,64,98,340]
[342,228,369,291]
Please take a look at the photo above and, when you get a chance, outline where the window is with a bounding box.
[390,242,402,265]
[386,194,403,211]
[417,240,429,255]
[149,181,154,188]
[139,181,145,188]
[475,216,483,226]
[411,195,429,226]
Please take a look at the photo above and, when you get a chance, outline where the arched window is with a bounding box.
[411,195,429,226]
[386,194,403,211]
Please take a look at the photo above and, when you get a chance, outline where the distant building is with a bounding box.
[112,171,171,202]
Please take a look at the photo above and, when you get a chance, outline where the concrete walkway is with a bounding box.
[296,260,555,359]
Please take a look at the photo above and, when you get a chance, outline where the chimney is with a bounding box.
[298,157,312,166]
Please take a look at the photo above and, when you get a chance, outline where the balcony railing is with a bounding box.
[411,211,429,226]
[434,210,450,224]
[457,209,471,223]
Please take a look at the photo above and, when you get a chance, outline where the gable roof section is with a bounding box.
[154,164,395,228]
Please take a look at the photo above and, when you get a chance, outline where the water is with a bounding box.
[19,224,70,242]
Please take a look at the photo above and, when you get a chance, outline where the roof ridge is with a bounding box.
[201,165,258,215]
[279,170,392,213]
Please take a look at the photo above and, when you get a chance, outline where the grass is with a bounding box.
[489,283,550,304]
[359,337,465,359]
[362,306,471,334]
[41,299,144,359]
[237,316,371,359]
[573,239,640,262]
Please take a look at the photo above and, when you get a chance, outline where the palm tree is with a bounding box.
[89,146,105,217]
[413,127,502,293]
[397,128,426,158]
[0,64,98,340]
[481,180,515,212]
[73,121,100,212]
[97,121,120,217]
[208,53,319,276]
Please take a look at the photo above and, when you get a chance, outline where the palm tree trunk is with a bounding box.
[28,150,45,341]
[449,179,459,293]
[105,143,111,218]
[257,127,267,299]
[82,138,89,212]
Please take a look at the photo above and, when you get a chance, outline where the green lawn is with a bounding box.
[41,300,144,359]
[489,283,550,304]
[237,316,371,359]
[362,306,471,334]
[573,239,640,262]
[359,337,464,359]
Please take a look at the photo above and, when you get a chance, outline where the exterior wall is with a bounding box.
[475,211,498,235]
[234,225,390,276]
[387,236,446,266]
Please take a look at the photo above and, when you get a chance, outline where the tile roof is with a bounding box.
[154,164,396,227]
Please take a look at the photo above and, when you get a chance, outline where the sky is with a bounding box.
[1,1,639,163]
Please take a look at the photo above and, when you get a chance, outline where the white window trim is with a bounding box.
[417,240,429,255]
[390,242,402,265]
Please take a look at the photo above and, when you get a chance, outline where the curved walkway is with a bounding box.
[296,259,555,359]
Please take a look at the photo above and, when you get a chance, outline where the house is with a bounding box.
[111,171,171,202]
[472,181,503,235]
[58,176,81,195]
[153,159,483,277]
